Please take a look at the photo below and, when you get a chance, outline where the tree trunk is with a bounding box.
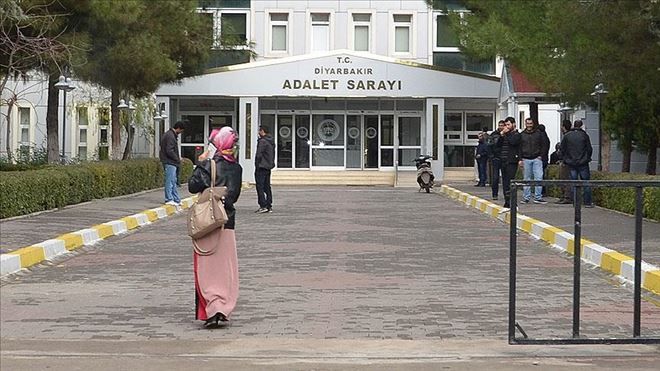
[601,134,611,172]
[111,90,121,160]
[122,124,134,160]
[621,146,632,173]
[646,135,658,175]
[46,73,60,163]
[5,99,13,155]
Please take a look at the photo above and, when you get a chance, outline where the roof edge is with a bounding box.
[203,50,500,82]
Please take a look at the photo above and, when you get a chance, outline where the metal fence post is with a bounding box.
[634,187,643,337]
[509,184,518,343]
[573,185,582,338]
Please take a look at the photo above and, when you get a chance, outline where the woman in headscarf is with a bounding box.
[188,126,242,327]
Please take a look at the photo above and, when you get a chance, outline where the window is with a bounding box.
[444,112,463,142]
[393,14,412,54]
[19,107,30,152]
[351,13,371,52]
[198,0,250,49]
[444,111,493,167]
[270,13,289,53]
[97,107,109,160]
[310,13,330,52]
[433,11,495,74]
[436,14,459,48]
[220,13,247,45]
[77,107,88,160]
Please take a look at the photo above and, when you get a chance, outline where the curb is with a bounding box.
[0,196,198,277]
[439,185,660,295]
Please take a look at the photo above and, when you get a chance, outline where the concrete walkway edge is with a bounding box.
[0,196,198,277]
[439,185,660,295]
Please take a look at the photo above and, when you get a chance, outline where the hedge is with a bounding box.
[0,158,193,219]
[543,165,659,221]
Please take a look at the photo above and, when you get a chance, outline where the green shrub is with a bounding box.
[179,158,194,184]
[0,158,194,219]
[541,166,659,221]
[0,167,92,218]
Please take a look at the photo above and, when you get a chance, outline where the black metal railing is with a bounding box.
[508,179,660,345]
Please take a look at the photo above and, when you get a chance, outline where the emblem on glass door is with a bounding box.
[318,119,340,142]
[279,126,291,138]
[347,126,360,139]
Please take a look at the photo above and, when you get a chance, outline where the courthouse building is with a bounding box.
[156,0,505,182]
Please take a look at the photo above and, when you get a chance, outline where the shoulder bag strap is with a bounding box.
[210,159,217,186]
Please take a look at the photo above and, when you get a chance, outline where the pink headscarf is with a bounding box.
[211,126,238,163]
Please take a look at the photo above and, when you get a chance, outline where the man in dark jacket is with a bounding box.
[538,124,551,197]
[255,125,275,213]
[488,120,505,200]
[554,119,573,204]
[159,121,185,205]
[519,118,548,204]
[496,116,522,209]
[560,120,593,207]
[475,133,489,187]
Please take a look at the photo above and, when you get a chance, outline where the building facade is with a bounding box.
[157,0,503,182]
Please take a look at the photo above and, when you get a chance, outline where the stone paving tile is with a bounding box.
[1,186,658,342]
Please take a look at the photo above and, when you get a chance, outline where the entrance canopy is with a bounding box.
[158,50,499,98]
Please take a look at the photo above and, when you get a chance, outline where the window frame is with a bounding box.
[77,106,89,159]
[18,106,31,151]
[432,10,496,75]
[464,111,494,145]
[198,7,251,50]
[389,11,416,57]
[348,10,374,53]
[306,10,334,53]
[98,107,110,148]
[266,10,292,56]
[443,110,464,144]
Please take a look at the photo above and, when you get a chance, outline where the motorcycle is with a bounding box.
[413,155,435,193]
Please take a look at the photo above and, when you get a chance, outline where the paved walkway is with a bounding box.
[0,188,193,254]
[1,185,659,369]
[447,182,660,266]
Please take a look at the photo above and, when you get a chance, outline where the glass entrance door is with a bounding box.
[277,115,293,168]
[294,115,310,168]
[364,115,379,168]
[346,115,361,169]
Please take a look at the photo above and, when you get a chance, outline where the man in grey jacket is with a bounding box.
[255,125,275,213]
[159,121,185,206]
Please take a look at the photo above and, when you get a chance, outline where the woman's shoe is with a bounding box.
[204,313,220,327]
[204,312,228,328]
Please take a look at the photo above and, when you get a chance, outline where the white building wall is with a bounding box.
[251,0,432,63]
[1,73,153,161]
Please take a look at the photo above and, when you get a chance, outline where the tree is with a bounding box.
[434,0,660,174]
[0,0,76,160]
[75,0,212,159]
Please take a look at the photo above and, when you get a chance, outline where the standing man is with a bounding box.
[519,118,547,204]
[255,125,275,213]
[554,119,573,204]
[560,120,593,208]
[159,120,185,206]
[475,132,489,187]
[488,120,505,200]
[538,124,551,197]
[496,117,522,209]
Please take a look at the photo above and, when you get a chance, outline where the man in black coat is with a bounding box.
[159,120,185,206]
[554,119,573,204]
[255,125,275,213]
[560,120,593,207]
[488,120,505,200]
[496,117,522,209]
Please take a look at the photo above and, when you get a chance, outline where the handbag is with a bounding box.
[187,160,228,254]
